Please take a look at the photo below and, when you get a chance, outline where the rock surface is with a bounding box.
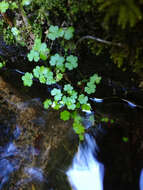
[0,76,77,190]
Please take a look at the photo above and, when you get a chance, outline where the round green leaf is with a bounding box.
[60,110,70,121]
[43,99,52,109]
[22,72,33,87]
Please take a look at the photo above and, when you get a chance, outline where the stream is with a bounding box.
[0,38,143,190]
[0,73,143,189]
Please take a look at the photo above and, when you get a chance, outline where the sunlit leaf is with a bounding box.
[64,27,74,40]
[64,84,73,94]
[43,99,52,109]
[51,88,62,101]
[11,27,19,36]
[60,110,70,121]
[65,55,78,70]
[78,94,88,104]
[22,0,32,6]
[0,1,9,13]
[47,25,59,40]
[22,72,33,87]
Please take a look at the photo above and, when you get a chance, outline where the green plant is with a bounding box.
[22,25,101,140]
[0,1,18,13]
[28,38,50,62]
[47,25,74,41]
[0,0,101,140]
[122,137,128,142]
[60,110,70,121]
[22,0,32,6]
[0,1,9,13]
[72,111,85,141]
[97,0,142,29]
[1,0,143,143]
[84,74,101,94]
[0,61,6,68]
[33,66,56,84]
[22,72,33,87]
[11,27,20,36]
[65,55,78,70]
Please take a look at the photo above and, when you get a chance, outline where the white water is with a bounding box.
[140,169,143,190]
[66,134,104,190]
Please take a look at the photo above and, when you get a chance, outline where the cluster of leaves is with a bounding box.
[47,25,74,41]
[33,66,56,84]
[1,0,143,78]
[49,54,78,72]
[44,84,90,110]
[0,18,15,45]
[29,0,97,23]
[0,1,18,13]
[28,38,50,62]
[1,0,143,141]
[21,25,101,140]
[0,0,32,13]
[0,1,9,13]
[42,72,100,140]
[0,1,27,45]
[22,64,96,140]
[84,74,101,94]
[0,1,102,140]
[60,111,85,140]
[97,0,142,29]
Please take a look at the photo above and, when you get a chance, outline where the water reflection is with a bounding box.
[90,97,140,109]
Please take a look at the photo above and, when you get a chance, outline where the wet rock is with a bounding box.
[0,76,77,190]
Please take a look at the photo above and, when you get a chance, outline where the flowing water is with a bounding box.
[0,76,143,190]
[66,132,104,190]
[0,39,143,189]
[66,104,143,190]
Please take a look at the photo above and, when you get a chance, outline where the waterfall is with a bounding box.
[66,133,104,190]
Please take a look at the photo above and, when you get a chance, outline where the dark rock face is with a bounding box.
[0,36,27,64]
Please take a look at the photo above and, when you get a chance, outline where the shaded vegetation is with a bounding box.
[0,0,143,139]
